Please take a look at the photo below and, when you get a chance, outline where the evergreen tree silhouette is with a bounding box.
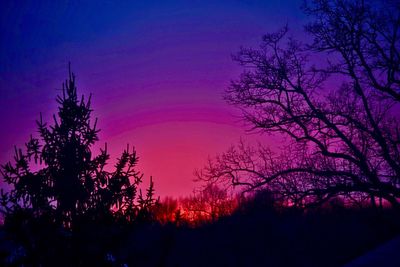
[0,64,157,228]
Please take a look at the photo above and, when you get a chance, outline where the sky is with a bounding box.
[0,0,306,197]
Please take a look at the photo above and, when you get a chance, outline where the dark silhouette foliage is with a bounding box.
[1,1,399,266]
[197,0,400,209]
[0,65,157,266]
[87,190,400,267]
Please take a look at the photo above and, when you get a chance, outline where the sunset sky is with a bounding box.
[0,0,306,197]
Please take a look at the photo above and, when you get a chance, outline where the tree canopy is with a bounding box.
[197,0,400,208]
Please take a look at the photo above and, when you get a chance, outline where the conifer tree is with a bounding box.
[0,65,157,227]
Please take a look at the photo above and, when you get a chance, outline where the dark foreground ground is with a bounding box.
[343,235,400,267]
[1,201,399,267]
[121,208,399,267]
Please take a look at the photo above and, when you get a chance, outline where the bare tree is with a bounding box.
[152,196,179,224]
[197,0,400,208]
[179,184,237,224]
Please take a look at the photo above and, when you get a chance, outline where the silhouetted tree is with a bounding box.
[197,0,400,208]
[0,65,157,228]
[153,197,179,224]
[179,184,237,224]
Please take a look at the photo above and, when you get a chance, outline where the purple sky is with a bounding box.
[0,0,306,197]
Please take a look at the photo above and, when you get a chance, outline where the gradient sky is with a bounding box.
[0,0,306,197]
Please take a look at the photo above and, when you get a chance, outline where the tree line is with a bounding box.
[0,0,399,266]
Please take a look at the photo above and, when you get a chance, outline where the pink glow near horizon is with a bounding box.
[0,0,305,197]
